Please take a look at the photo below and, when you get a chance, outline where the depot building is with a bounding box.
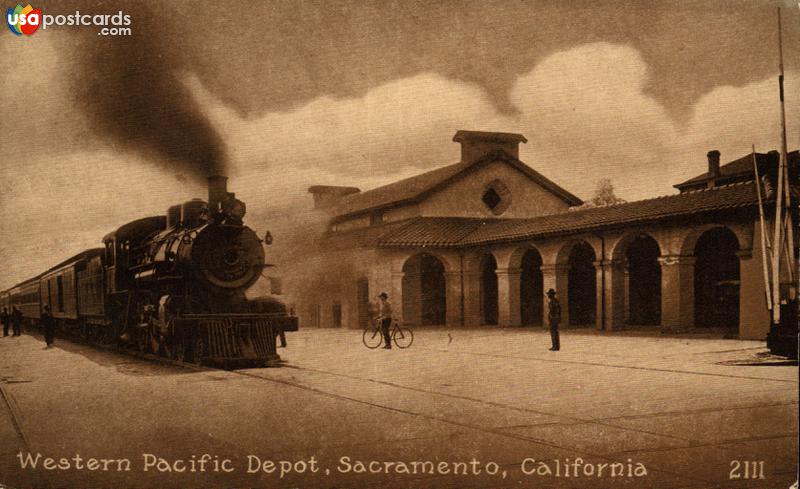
[296,130,798,339]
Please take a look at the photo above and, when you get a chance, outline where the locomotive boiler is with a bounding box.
[106,175,298,367]
[0,176,297,369]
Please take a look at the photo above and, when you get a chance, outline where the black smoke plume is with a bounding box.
[74,5,225,180]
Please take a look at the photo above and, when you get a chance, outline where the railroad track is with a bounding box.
[0,377,30,452]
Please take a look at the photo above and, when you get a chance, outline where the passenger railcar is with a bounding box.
[9,276,41,325]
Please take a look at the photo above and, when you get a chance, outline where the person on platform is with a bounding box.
[10,306,22,337]
[41,305,55,348]
[1,308,9,337]
[546,289,561,351]
[276,306,291,348]
[375,292,393,350]
[278,327,287,349]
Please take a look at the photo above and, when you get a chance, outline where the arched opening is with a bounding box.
[402,253,446,326]
[356,277,370,329]
[568,242,596,326]
[479,254,499,325]
[694,228,739,329]
[626,235,661,325]
[520,249,543,326]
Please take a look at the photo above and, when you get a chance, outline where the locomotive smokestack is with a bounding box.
[208,175,228,215]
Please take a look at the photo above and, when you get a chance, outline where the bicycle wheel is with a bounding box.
[362,328,383,349]
[392,327,414,348]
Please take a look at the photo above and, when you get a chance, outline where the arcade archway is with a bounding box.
[567,242,597,326]
[479,253,499,325]
[694,228,740,329]
[402,253,447,326]
[519,249,543,326]
[626,235,661,325]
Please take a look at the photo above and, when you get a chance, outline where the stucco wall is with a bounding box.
[383,203,420,223]
[331,159,573,231]
[332,214,370,231]
[290,247,390,330]
[739,222,770,340]
[419,160,571,218]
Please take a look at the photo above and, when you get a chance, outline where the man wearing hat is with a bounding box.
[546,289,561,351]
[42,305,56,348]
[376,292,393,349]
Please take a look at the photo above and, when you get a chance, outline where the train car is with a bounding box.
[0,290,9,312]
[76,249,108,337]
[38,248,105,337]
[8,275,42,326]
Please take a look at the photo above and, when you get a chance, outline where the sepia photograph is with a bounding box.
[0,1,798,488]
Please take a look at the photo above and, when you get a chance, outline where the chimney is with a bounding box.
[453,130,527,164]
[765,150,781,187]
[208,175,228,215]
[707,150,721,177]
[308,185,361,209]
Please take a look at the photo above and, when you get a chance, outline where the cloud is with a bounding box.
[508,43,680,199]
[189,71,506,186]
[678,72,800,173]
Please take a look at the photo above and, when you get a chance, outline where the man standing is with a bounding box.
[376,292,393,350]
[1,308,9,337]
[11,306,22,337]
[546,289,561,351]
[41,305,55,348]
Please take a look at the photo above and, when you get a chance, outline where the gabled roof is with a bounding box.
[675,150,798,191]
[330,150,583,222]
[365,179,791,248]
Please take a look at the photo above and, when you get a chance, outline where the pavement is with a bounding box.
[0,327,796,489]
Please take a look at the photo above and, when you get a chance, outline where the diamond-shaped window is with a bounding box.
[482,188,502,210]
[481,180,512,215]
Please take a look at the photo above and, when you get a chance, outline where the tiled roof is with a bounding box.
[373,180,779,248]
[330,150,582,221]
[675,150,798,190]
[331,160,470,219]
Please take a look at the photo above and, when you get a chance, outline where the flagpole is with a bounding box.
[753,146,774,311]
[777,6,794,282]
[770,7,786,325]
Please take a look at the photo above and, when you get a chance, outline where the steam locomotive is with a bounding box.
[0,176,298,368]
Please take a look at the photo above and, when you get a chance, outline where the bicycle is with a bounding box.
[362,319,414,349]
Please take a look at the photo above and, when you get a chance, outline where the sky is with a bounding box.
[1,0,799,290]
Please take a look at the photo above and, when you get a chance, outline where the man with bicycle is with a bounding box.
[376,292,393,350]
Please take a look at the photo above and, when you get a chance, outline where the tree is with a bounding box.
[583,179,626,208]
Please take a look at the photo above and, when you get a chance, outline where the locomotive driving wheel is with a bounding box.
[149,328,162,356]
[135,327,149,353]
[170,340,185,363]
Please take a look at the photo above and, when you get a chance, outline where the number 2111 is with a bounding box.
[729,460,765,479]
